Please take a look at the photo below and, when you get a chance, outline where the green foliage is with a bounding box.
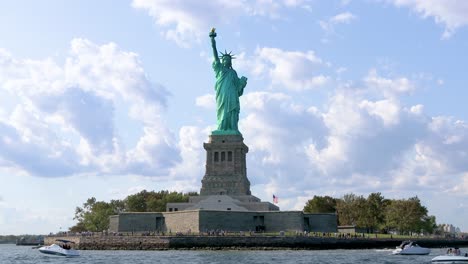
[125,191,148,212]
[125,190,191,212]
[1,235,43,244]
[306,192,435,234]
[70,190,195,232]
[334,193,393,233]
[362,192,389,233]
[335,193,367,227]
[303,195,336,213]
[384,196,429,235]
[71,197,124,232]
[0,235,18,244]
[421,215,437,234]
[69,221,86,233]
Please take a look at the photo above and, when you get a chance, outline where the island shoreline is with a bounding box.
[45,236,468,250]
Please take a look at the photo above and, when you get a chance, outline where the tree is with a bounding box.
[304,192,437,235]
[421,215,437,235]
[125,190,149,212]
[71,197,124,232]
[125,190,191,212]
[362,192,388,233]
[0,235,19,244]
[70,190,197,232]
[335,193,367,226]
[69,221,86,233]
[384,196,428,235]
[335,193,384,232]
[303,195,337,213]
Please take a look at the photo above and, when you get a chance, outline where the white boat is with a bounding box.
[392,240,431,255]
[38,239,80,257]
[432,248,468,263]
[432,255,468,263]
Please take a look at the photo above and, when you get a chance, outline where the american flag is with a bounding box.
[273,194,278,204]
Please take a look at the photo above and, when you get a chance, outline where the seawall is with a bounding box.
[45,236,468,250]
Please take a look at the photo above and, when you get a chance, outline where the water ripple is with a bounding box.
[0,244,456,264]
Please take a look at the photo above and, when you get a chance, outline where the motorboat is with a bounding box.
[432,255,468,263]
[38,239,80,257]
[392,240,431,255]
[432,248,468,263]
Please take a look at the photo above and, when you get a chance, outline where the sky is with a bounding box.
[0,0,468,235]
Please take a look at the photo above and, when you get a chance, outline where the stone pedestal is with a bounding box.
[166,133,279,212]
[200,134,251,196]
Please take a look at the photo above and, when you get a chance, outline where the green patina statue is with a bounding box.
[209,28,248,135]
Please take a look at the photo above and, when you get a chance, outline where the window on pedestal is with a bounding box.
[221,151,226,162]
[228,151,232,161]
[214,152,219,162]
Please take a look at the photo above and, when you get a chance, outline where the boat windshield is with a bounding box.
[55,239,75,244]
[399,241,412,248]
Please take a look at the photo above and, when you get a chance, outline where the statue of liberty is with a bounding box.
[209,28,248,135]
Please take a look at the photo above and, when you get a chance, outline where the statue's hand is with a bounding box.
[240,76,248,87]
[209,28,217,38]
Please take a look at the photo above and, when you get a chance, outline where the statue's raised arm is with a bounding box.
[209,28,220,64]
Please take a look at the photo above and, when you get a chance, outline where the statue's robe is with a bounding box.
[212,61,247,132]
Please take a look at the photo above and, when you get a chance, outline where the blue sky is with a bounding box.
[1,0,468,235]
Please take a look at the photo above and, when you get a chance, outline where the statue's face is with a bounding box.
[222,56,232,67]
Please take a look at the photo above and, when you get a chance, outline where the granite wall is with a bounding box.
[305,213,338,232]
[164,210,200,233]
[111,212,164,233]
[45,236,169,250]
[109,210,338,234]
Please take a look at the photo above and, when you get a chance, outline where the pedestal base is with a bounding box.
[211,129,242,136]
[200,134,250,196]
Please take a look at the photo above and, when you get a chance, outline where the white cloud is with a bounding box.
[341,0,352,6]
[330,12,357,24]
[168,126,208,184]
[0,39,181,177]
[319,11,357,41]
[364,69,416,98]
[312,89,412,178]
[131,0,312,47]
[241,91,328,189]
[424,117,468,173]
[195,94,216,109]
[125,126,179,176]
[305,77,434,187]
[336,67,347,74]
[452,173,468,195]
[410,104,424,115]
[389,0,468,38]
[360,99,400,126]
[0,204,74,234]
[238,47,329,91]
[319,13,354,32]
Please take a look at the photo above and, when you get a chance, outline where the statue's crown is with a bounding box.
[219,50,235,60]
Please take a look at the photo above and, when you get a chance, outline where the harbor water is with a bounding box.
[1,244,463,264]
